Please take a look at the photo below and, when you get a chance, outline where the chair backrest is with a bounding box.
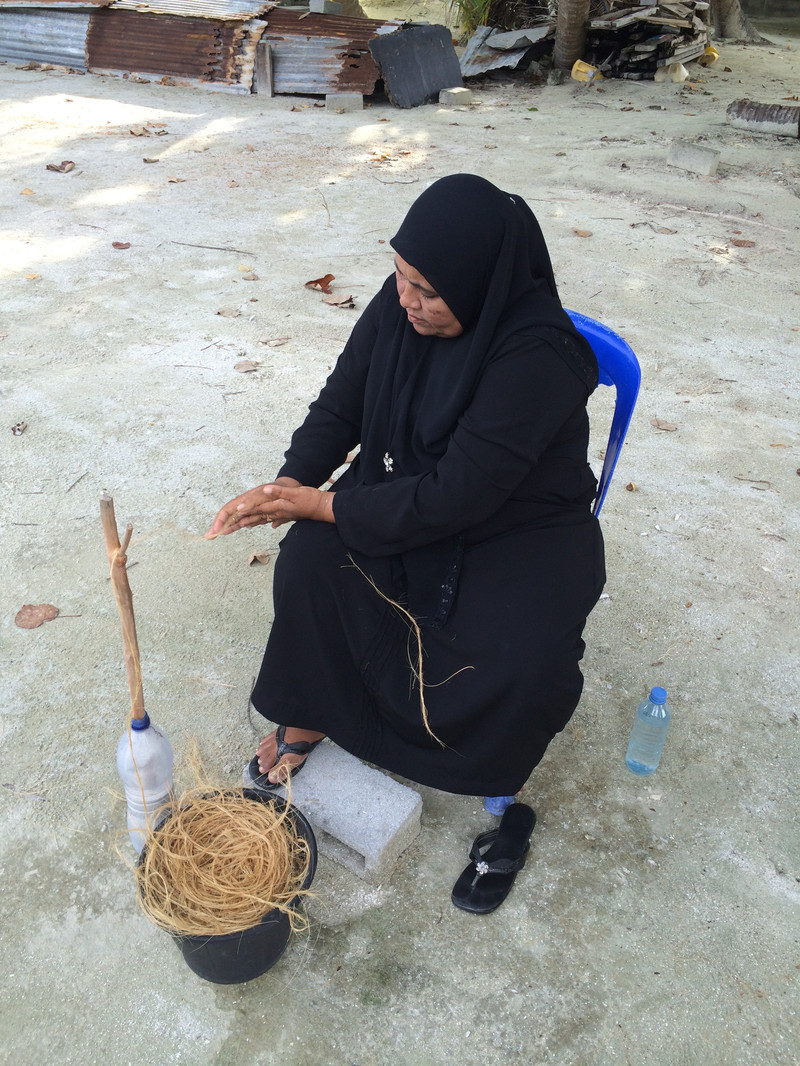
[565,309,642,517]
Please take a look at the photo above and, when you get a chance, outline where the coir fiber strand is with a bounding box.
[136,786,311,937]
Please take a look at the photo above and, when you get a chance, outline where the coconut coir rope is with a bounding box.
[136,787,312,937]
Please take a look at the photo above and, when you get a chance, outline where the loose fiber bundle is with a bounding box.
[136,787,312,937]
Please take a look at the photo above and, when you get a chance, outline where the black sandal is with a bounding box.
[248,725,324,790]
[451,802,536,914]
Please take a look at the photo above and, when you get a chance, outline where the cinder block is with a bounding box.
[325,92,363,113]
[244,741,422,883]
[309,0,342,11]
[666,139,720,176]
[439,86,472,107]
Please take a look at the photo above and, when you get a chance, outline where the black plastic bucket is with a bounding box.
[144,789,317,984]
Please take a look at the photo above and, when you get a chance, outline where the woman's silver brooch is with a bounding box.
[383,453,394,473]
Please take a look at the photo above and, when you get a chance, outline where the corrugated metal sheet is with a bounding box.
[86,8,265,87]
[460,25,533,78]
[108,0,274,20]
[0,8,90,67]
[0,2,108,8]
[261,10,400,96]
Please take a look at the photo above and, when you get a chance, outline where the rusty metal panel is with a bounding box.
[108,0,274,20]
[0,8,90,67]
[86,8,264,87]
[261,10,399,96]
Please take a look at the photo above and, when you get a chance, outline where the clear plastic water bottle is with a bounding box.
[116,713,174,852]
[625,687,670,776]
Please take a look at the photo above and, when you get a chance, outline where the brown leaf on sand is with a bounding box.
[651,418,678,431]
[112,241,131,250]
[167,177,186,183]
[324,294,356,309]
[216,307,241,318]
[46,160,75,173]
[730,239,755,248]
[129,126,151,137]
[15,604,59,629]
[305,273,335,294]
[241,272,259,281]
[573,228,593,238]
[258,335,290,347]
[234,360,259,373]
[248,552,271,566]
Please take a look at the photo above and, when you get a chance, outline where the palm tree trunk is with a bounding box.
[712,0,765,42]
[553,0,592,71]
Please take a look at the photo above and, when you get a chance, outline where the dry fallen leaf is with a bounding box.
[655,226,678,234]
[216,307,241,318]
[324,294,356,308]
[129,125,151,137]
[305,273,335,294]
[234,360,259,373]
[46,160,75,173]
[248,552,271,566]
[167,177,186,183]
[227,179,239,188]
[730,239,755,248]
[142,157,160,164]
[21,188,34,195]
[573,229,593,238]
[25,273,39,280]
[258,336,290,347]
[241,272,259,281]
[15,604,59,629]
[651,418,678,431]
[11,421,28,435]
[112,241,131,250]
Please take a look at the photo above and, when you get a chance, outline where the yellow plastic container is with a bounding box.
[571,59,603,83]
[698,45,720,67]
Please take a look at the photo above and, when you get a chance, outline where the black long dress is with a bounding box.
[250,176,606,797]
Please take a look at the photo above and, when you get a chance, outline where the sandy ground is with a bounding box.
[1,9,799,1066]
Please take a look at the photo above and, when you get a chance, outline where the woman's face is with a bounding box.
[394,255,463,338]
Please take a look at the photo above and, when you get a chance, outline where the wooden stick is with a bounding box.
[100,495,146,720]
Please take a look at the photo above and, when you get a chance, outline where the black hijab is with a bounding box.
[389,173,597,391]
[358,175,597,490]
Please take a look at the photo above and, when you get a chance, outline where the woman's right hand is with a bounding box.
[205,477,302,538]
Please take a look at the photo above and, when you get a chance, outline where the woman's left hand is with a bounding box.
[206,482,334,539]
[260,484,335,527]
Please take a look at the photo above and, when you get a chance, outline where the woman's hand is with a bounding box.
[205,478,335,538]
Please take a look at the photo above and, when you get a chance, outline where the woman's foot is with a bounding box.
[256,725,326,785]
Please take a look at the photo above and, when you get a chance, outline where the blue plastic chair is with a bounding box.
[484,310,641,817]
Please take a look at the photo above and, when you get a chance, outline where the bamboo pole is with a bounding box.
[100,494,145,720]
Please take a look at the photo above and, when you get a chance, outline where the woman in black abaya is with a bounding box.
[208,174,605,847]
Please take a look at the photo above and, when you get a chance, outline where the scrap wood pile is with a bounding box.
[583,1,712,79]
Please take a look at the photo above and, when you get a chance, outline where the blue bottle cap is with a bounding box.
[650,687,667,704]
[130,713,151,730]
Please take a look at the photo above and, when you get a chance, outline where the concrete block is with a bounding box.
[439,86,472,107]
[666,139,720,176]
[244,741,422,883]
[325,92,363,113]
[309,0,342,11]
